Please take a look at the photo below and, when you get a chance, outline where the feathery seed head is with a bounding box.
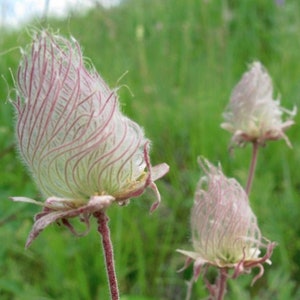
[11,31,169,247]
[221,61,296,147]
[177,158,275,284]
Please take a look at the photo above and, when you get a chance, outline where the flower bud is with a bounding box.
[221,61,296,147]
[177,158,275,284]
[11,31,169,246]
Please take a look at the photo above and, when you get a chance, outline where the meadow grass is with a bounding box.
[0,0,300,299]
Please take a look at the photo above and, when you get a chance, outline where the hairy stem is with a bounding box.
[217,268,228,300]
[94,210,119,300]
[185,277,195,300]
[245,141,259,196]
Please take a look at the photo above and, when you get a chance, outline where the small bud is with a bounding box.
[177,158,275,284]
[11,31,169,246]
[221,61,296,147]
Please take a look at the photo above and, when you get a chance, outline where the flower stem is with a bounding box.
[217,268,228,300]
[94,210,119,300]
[245,141,259,196]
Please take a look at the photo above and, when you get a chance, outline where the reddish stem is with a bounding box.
[245,141,259,196]
[217,268,228,300]
[94,210,119,300]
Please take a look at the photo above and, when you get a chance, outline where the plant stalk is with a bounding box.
[94,210,119,300]
[245,141,259,196]
[217,268,228,300]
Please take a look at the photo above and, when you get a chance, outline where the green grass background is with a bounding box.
[1,0,300,299]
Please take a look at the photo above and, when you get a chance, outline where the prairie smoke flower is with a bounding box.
[177,158,275,285]
[221,61,296,147]
[11,31,169,247]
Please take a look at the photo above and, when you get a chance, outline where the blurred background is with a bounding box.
[0,0,300,299]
